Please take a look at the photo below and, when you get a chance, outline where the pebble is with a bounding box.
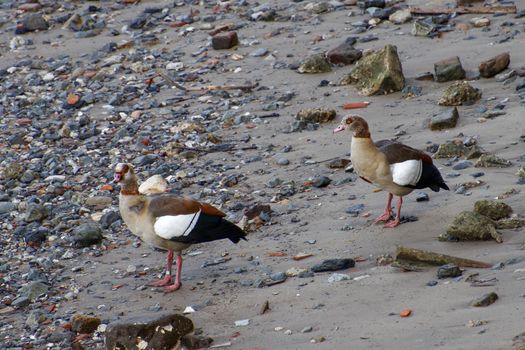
[437,263,462,279]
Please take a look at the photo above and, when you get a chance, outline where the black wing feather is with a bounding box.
[170,213,247,244]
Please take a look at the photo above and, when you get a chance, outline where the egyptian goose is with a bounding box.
[113,163,247,292]
[334,116,449,227]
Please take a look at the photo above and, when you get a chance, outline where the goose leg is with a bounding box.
[375,193,393,223]
[384,196,402,228]
[149,250,173,287]
[164,254,182,293]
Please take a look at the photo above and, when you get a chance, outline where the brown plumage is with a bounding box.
[113,163,247,292]
[334,115,449,227]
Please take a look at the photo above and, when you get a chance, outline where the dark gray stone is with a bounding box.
[452,160,473,170]
[430,107,459,130]
[19,281,49,301]
[312,176,331,188]
[311,259,355,272]
[437,263,462,279]
[73,222,103,247]
[25,203,48,223]
[105,313,193,350]
[434,56,466,82]
[326,38,362,65]
[0,201,15,214]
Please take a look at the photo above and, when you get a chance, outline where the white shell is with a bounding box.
[390,159,422,186]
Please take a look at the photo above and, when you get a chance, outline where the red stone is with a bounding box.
[211,31,239,50]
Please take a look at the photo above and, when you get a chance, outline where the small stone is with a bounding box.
[305,2,330,14]
[430,107,459,130]
[327,158,351,169]
[234,319,250,327]
[277,158,290,166]
[298,54,332,73]
[327,273,350,283]
[437,263,462,279]
[434,56,466,82]
[312,176,332,188]
[19,281,49,301]
[166,62,184,71]
[471,292,498,307]
[73,222,103,247]
[100,211,121,229]
[452,160,473,170]
[412,19,436,37]
[341,45,405,95]
[479,53,510,78]
[181,334,214,350]
[19,14,49,33]
[434,142,484,159]
[346,203,364,215]
[416,72,434,81]
[326,38,362,65]
[473,200,513,220]
[415,192,429,202]
[12,296,30,307]
[212,31,239,50]
[468,17,490,27]
[0,202,15,214]
[389,9,412,24]
[311,258,355,272]
[301,326,313,333]
[72,314,101,334]
[270,272,287,282]
[251,48,269,57]
[438,81,481,106]
[25,204,48,223]
[85,196,112,207]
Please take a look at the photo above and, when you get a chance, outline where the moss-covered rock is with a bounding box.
[440,211,502,243]
[298,54,332,73]
[438,81,481,106]
[473,200,513,220]
[296,108,336,123]
[341,45,405,96]
[433,141,485,159]
[475,154,512,168]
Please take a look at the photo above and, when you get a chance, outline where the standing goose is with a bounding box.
[113,163,247,292]
[334,116,449,227]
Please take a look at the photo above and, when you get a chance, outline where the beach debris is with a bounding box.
[394,246,492,268]
[105,313,194,350]
[441,211,502,243]
[438,81,481,106]
[234,319,250,327]
[434,57,466,82]
[471,292,499,307]
[466,320,488,327]
[341,45,405,95]
[479,53,510,78]
[342,102,370,110]
[399,309,412,317]
[430,108,459,131]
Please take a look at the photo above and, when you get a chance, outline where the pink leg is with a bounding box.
[374,193,393,223]
[384,196,403,228]
[149,250,174,287]
[163,254,182,293]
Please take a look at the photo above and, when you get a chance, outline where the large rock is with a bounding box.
[105,313,194,350]
[326,38,362,65]
[474,200,513,220]
[438,81,481,106]
[434,56,465,82]
[430,107,459,130]
[72,314,101,334]
[479,53,510,78]
[18,14,49,33]
[440,211,502,243]
[73,222,103,247]
[341,45,405,95]
[298,54,332,73]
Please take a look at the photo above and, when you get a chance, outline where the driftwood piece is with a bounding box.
[156,69,257,93]
[410,5,517,16]
[395,246,492,268]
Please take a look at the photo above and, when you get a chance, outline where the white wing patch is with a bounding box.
[154,210,201,239]
[390,160,423,186]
